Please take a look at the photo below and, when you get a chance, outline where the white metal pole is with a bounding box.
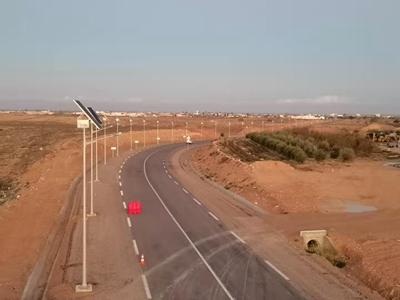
[130,120,132,150]
[103,119,107,165]
[116,119,119,156]
[90,123,94,215]
[82,126,88,287]
[95,129,99,181]
[143,120,146,147]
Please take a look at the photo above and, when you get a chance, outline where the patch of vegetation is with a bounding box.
[219,138,282,163]
[246,129,376,164]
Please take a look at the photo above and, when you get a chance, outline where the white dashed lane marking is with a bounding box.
[123,202,127,209]
[133,240,139,255]
[119,182,122,186]
[208,212,219,221]
[127,217,132,227]
[265,261,290,281]
[120,190,124,196]
[141,275,152,299]
[174,181,179,185]
[182,188,188,194]
[193,198,202,205]
[230,231,245,244]
[168,175,172,178]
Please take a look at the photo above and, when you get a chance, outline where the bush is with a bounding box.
[339,148,356,162]
[318,140,330,151]
[220,133,225,137]
[330,145,341,159]
[314,149,327,162]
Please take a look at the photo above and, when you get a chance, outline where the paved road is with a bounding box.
[120,143,305,300]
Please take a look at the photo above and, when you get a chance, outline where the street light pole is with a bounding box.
[143,120,146,147]
[171,121,174,143]
[75,115,92,293]
[95,128,99,182]
[157,120,159,145]
[103,117,107,165]
[130,118,133,150]
[116,118,120,156]
[88,122,96,217]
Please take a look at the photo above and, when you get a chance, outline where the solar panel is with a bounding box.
[87,107,103,125]
[73,100,102,129]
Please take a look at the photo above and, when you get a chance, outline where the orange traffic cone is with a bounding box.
[140,254,145,265]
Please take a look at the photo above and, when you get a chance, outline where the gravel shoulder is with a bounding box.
[169,145,383,300]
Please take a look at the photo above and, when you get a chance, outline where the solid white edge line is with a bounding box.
[208,212,219,221]
[143,148,234,300]
[127,217,132,227]
[123,202,127,209]
[120,190,124,196]
[174,181,179,185]
[230,231,246,244]
[182,188,188,194]
[265,260,290,281]
[133,240,139,255]
[141,275,152,299]
[193,198,202,205]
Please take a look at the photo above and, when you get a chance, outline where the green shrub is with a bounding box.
[318,140,330,151]
[339,148,356,162]
[330,145,341,159]
[314,149,327,162]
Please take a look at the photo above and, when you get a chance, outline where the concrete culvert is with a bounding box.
[307,239,319,252]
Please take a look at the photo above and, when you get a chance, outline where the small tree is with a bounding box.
[220,133,225,137]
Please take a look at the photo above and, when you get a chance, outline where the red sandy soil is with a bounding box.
[192,137,400,299]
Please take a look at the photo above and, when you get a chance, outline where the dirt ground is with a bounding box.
[192,121,400,299]
[0,112,261,299]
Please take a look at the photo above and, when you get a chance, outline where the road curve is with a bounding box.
[120,142,305,300]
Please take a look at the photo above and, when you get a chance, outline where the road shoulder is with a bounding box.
[168,145,383,300]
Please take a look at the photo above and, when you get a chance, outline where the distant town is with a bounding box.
[0,109,396,120]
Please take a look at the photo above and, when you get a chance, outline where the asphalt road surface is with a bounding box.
[120,142,305,300]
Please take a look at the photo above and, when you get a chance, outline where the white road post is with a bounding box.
[75,115,92,293]
[116,118,120,156]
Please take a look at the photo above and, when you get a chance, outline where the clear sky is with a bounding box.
[1,0,399,114]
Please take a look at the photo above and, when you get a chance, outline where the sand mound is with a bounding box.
[252,160,294,172]
[360,122,397,133]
